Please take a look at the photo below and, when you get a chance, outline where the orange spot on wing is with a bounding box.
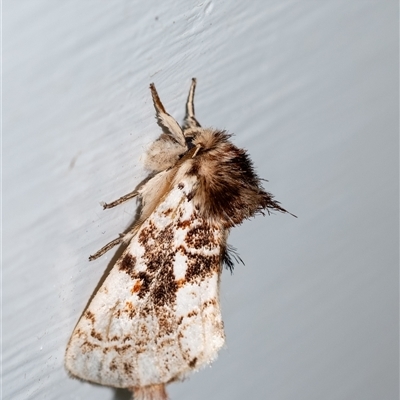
[176,278,186,288]
[131,280,142,294]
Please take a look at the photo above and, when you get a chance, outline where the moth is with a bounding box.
[65,79,292,400]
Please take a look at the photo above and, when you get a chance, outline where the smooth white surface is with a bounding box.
[3,1,398,399]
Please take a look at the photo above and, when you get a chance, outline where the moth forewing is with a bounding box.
[66,79,292,400]
[66,180,225,390]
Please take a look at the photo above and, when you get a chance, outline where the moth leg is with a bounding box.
[102,190,138,209]
[183,77,201,130]
[89,235,123,261]
[150,83,186,147]
[89,229,136,261]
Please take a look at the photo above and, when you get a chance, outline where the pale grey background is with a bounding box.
[3,1,398,399]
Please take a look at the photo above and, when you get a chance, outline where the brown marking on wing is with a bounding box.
[187,310,198,318]
[115,344,132,355]
[84,310,96,324]
[124,362,133,375]
[140,325,149,335]
[188,357,197,368]
[176,219,192,229]
[185,225,218,250]
[176,245,186,254]
[136,272,151,299]
[202,298,217,310]
[131,280,142,294]
[73,328,84,338]
[81,340,100,353]
[124,301,136,319]
[185,253,220,283]
[186,191,195,201]
[119,254,137,277]
[176,278,186,288]
[137,222,179,335]
[163,208,173,216]
[90,329,103,341]
[109,359,117,371]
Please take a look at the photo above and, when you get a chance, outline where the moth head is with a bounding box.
[144,134,187,172]
[143,84,185,172]
[145,80,203,172]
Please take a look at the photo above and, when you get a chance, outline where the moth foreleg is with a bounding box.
[88,229,136,261]
[89,235,124,261]
[102,190,138,209]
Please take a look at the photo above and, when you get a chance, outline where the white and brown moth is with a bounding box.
[65,79,292,400]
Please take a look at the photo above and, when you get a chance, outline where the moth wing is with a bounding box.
[65,178,225,388]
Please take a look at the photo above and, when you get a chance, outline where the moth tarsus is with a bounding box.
[66,78,292,400]
[102,190,139,210]
[88,233,129,261]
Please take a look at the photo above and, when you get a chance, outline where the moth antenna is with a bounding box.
[150,83,186,147]
[183,77,201,131]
